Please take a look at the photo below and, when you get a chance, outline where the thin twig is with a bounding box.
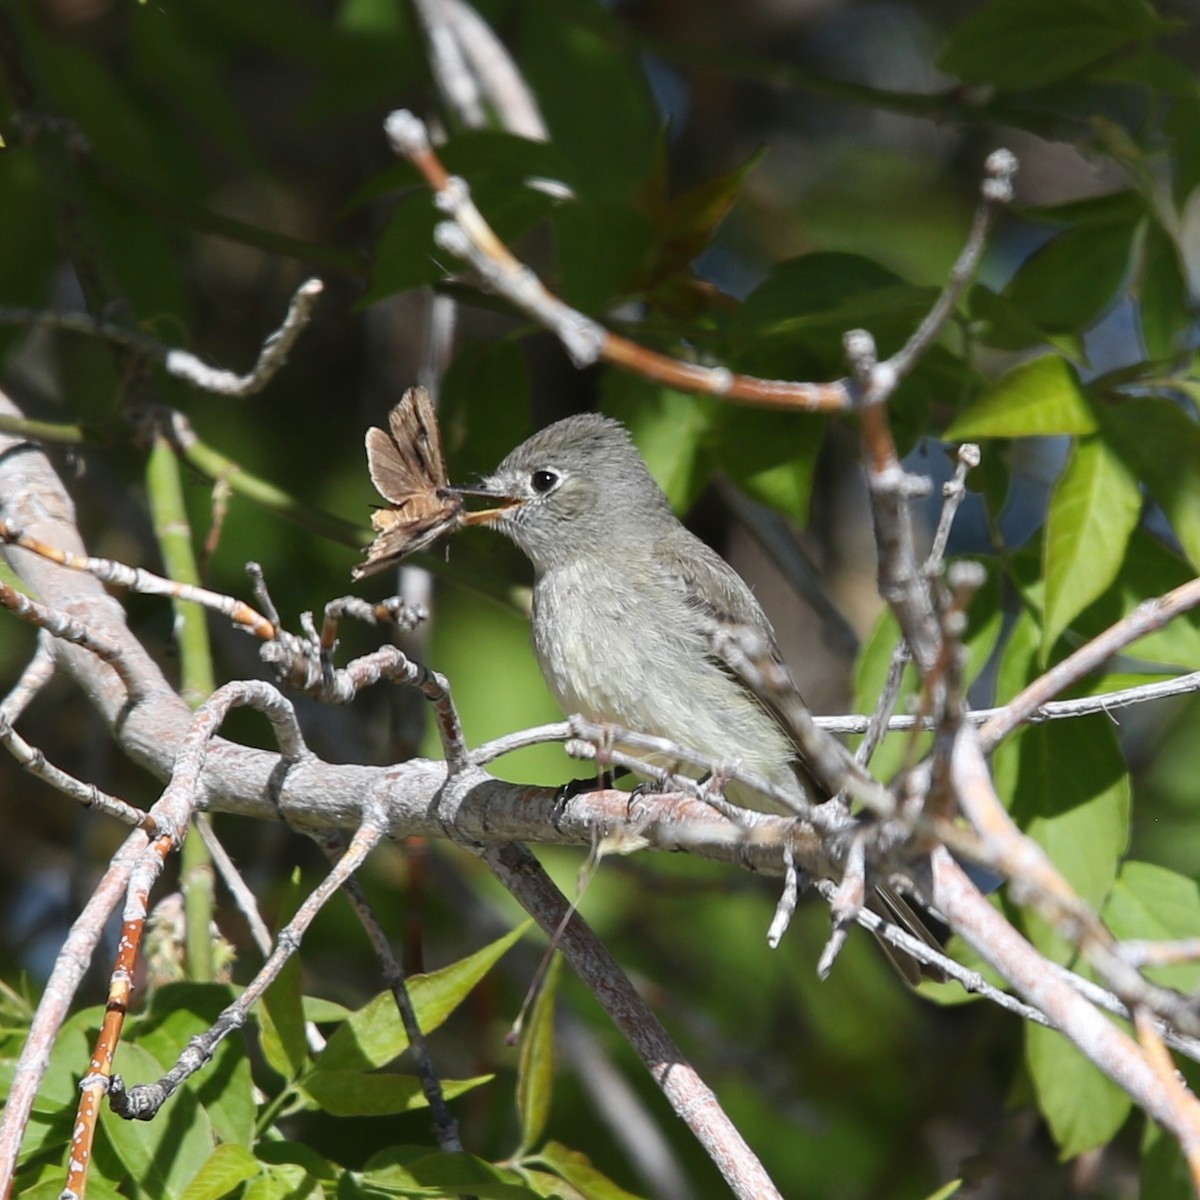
[980,576,1200,751]
[315,829,464,1152]
[931,845,1198,1139]
[0,581,145,701]
[384,109,848,412]
[0,712,154,829]
[950,724,1200,1038]
[193,815,273,957]
[0,278,324,397]
[468,669,1200,769]
[0,635,56,721]
[0,830,147,1190]
[0,523,276,638]
[111,813,385,1120]
[1133,1007,1200,1191]
[886,151,1017,382]
[483,840,785,1200]
[409,0,548,140]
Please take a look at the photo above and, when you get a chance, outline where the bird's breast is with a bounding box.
[531,564,660,725]
[529,563,798,798]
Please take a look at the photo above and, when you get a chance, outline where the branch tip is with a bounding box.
[983,148,1018,203]
[384,109,430,157]
[946,560,986,593]
[433,221,472,258]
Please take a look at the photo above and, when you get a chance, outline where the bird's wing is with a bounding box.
[666,530,789,661]
[661,525,849,809]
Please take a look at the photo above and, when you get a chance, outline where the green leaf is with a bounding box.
[940,0,1168,89]
[98,1042,215,1200]
[640,147,766,287]
[516,953,561,1155]
[943,355,1097,439]
[853,564,1003,779]
[600,374,719,512]
[1168,100,1200,202]
[1102,399,1200,569]
[967,285,1065,353]
[992,717,1130,962]
[131,7,257,166]
[735,253,905,335]
[1137,218,1191,360]
[919,1183,964,1200]
[440,341,532,481]
[131,983,256,1148]
[1141,1119,1196,1200]
[255,1140,339,1184]
[179,1144,261,1200]
[365,191,444,300]
[10,1168,121,1200]
[302,1070,492,1116]
[1003,218,1138,334]
[715,409,824,520]
[1042,435,1141,657]
[732,254,937,366]
[552,202,653,313]
[316,922,530,1071]
[244,1162,323,1200]
[1025,1021,1132,1157]
[258,871,309,1082]
[538,1140,649,1199]
[240,1144,335,1200]
[1072,528,1200,670]
[1102,862,1200,992]
[516,0,658,204]
[359,1145,542,1198]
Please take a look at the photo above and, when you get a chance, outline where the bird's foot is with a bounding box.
[552,767,629,821]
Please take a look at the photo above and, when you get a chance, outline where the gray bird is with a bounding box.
[458,413,939,981]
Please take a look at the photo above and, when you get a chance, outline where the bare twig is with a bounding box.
[711,623,895,816]
[0,635,56,721]
[1134,1008,1200,1190]
[980,576,1200,751]
[766,849,801,949]
[950,724,1200,1038]
[193,815,273,957]
[929,443,982,568]
[384,109,847,411]
[931,842,1200,1144]
[469,669,1200,762]
[887,151,1016,382]
[315,829,464,1151]
[111,813,385,1121]
[0,581,145,701]
[1120,938,1200,969]
[483,840,785,1200]
[0,278,323,397]
[0,523,276,639]
[0,712,153,829]
[0,830,147,1189]
[410,0,548,140]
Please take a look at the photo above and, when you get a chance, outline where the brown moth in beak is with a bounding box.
[352,386,465,579]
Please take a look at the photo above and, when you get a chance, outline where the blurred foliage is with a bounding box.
[2,0,1200,1196]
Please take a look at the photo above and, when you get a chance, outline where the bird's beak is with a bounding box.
[450,485,523,526]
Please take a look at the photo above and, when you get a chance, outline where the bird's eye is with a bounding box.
[530,469,559,494]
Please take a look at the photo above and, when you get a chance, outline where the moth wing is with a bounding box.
[365,425,418,504]
[387,385,450,489]
[352,505,463,579]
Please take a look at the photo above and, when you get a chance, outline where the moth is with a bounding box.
[352,386,466,579]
